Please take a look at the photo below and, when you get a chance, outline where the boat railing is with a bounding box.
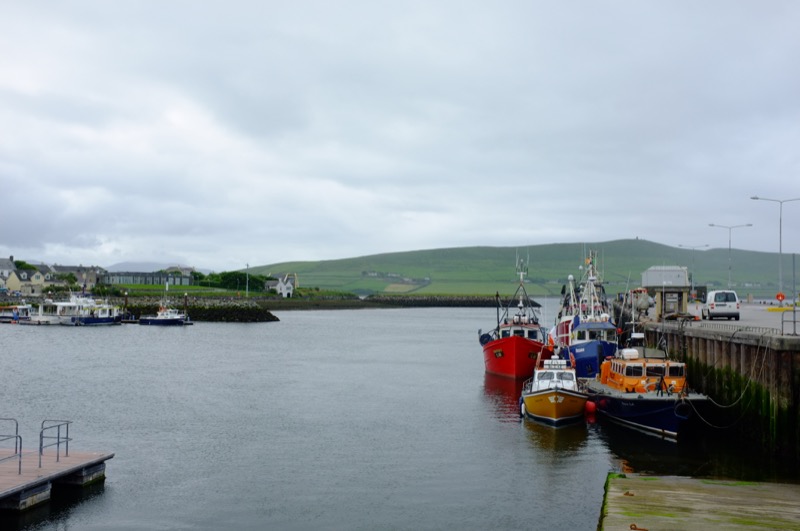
[0,417,22,474]
[522,377,533,392]
[39,419,72,467]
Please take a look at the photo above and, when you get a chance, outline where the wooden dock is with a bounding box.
[600,473,800,530]
[0,449,114,511]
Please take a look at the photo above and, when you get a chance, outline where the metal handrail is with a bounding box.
[39,419,72,468]
[781,311,799,336]
[658,320,781,336]
[0,418,20,454]
[0,417,22,474]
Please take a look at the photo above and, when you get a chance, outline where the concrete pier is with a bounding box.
[600,473,800,530]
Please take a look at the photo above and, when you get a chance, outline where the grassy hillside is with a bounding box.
[251,239,797,299]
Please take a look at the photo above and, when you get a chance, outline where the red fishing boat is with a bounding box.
[478,257,554,379]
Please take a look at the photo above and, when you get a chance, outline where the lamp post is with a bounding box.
[709,223,752,288]
[751,196,800,305]
[246,263,249,298]
[679,244,708,295]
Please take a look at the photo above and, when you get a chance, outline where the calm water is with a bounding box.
[1,305,796,530]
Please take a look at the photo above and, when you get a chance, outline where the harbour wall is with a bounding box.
[616,304,800,460]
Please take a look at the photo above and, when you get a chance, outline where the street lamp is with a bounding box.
[751,196,800,305]
[246,263,249,298]
[679,244,709,294]
[709,223,752,288]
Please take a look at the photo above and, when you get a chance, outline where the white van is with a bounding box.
[702,290,740,320]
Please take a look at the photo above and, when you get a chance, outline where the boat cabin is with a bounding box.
[526,358,578,391]
[572,318,617,344]
[501,322,546,342]
[600,348,687,395]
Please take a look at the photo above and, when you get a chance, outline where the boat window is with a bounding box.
[513,330,524,337]
[527,330,539,340]
[668,365,685,377]
[538,371,554,380]
[501,330,510,338]
[625,365,643,377]
[558,372,574,381]
[645,365,665,377]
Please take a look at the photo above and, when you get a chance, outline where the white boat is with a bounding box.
[23,299,61,325]
[138,282,190,326]
[56,295,122,326]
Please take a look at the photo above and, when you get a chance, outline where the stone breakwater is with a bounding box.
[118,297,279,323]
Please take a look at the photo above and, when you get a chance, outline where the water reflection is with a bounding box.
[522,417,589,454]
[482,373,524,420]
[595,416,716,477]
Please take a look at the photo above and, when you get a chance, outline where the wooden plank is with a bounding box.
[0,449,114,502]
[601,473,800,530]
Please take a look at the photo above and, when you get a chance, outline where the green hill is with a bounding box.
[251,239,796,299]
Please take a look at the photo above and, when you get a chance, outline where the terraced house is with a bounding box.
[0,256,106,296]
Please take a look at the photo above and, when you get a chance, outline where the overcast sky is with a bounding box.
[2,2,799,272]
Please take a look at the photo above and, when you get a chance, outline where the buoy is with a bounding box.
[520,400,527,418]
[585,400,597,414]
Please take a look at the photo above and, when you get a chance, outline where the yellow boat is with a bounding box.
[519,358,588,426]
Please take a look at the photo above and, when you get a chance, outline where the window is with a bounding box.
[538,371,554,380]
[625,365,643,377]
[646,365,665,377]
[668,365,685,377]
[558,372,574,381]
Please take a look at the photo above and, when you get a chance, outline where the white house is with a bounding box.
[267,274,296,298]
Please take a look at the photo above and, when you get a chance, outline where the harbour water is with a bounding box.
[1,304,798,530]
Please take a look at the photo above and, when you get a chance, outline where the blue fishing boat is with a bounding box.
[553,250,618,378]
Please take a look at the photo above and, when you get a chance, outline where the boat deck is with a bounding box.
[0,448,114,510]
[601,473,800,530]
[581,378,705,401]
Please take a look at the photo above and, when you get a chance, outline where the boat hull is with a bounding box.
[520,388,587,426]
[60,316,122,326]
[585,385,703,440]
[139,318,186,326]
[483,336,552,379]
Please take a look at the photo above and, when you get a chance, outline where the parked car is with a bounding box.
[702,290,740,320]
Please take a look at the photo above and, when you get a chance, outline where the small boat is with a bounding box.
[580,340,708,440]
[139,306,189,326]
[478,256,554,379]
[553,250,618,378]
[519,358,588,426]
[138,283,190,326]
[0,304,33,323]
[56,295,122,326]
